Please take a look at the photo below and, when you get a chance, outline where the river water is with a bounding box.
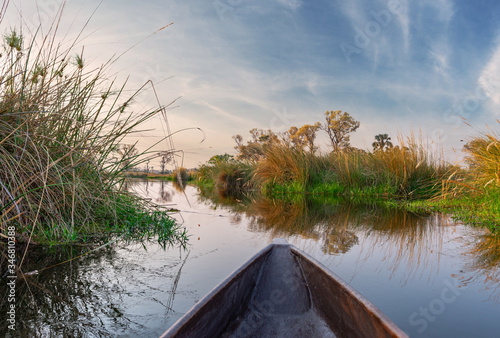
[1,180,499,337]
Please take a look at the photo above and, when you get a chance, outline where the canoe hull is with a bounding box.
[292,246,404,338]
[160,239,408,338]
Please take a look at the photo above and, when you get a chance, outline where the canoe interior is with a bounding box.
[161,241,407,338]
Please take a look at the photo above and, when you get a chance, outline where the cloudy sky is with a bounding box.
[4,0,500,168]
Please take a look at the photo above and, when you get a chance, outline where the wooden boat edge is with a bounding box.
[159,238,408,338]
[159,242,275,337]
[289,245,409,338]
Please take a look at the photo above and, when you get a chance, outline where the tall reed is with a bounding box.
[463,128,500,189]
[197,160,254,195]
[249,135,451,199]
[369,134,450,198]
[0,19,183,245]
[252,142,321,189]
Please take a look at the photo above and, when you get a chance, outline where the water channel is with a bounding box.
[1,180,500,337]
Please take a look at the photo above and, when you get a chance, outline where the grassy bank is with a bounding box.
[0,20,186,247]
[198,136,450,199]
[196,131,500,232]
[398,130,500,230]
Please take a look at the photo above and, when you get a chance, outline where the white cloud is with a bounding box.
[429,47,449,78]
[340,0,369,31]
[479,43,500,105]
[392,0,410,55]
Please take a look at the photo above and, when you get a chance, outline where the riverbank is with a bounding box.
[0,26,186,247]
[196,130,500,232]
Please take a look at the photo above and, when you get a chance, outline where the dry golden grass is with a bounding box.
[463,127,500,189]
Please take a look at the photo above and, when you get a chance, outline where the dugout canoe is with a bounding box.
[160,238,408,338]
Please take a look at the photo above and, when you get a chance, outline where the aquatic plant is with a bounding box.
[0,6,185,247]
[463,127,500,190]
[368,134,450,198]
[197,158,254,196]
[252,142,311,188]
[248,133,451,200]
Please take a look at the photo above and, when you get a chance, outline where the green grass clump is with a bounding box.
[198,135,452,202]
[368,135,450,198]
[0,21,185,246]
[196,157,254,196]
[252,136,451,200]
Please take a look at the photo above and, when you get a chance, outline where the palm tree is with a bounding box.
[372,134,393,151]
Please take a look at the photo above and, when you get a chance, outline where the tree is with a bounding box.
[297,122,321,153]
[208,153,234,165]
[286,126,305,149]
[372,134,393,152]
[233,129,280,160]
[322,111,360,152]
[287,123,321,152]
[160,155,167,174]
[232,134,243,147]
[248,128,279,144]
[158,151,174,174]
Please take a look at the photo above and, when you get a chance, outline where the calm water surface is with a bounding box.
[1,180,499,337]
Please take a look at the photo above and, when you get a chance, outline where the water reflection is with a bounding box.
[322,228,359,255]
[0,242,187,337]
[464,232,500,302]
[125,179,177,205]
[158,180,173,203]
[172,178,187,193]
[197,186,500,300]
[197,188,450,281]
[2,181,499,337]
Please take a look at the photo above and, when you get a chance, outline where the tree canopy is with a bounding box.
[322,110,360,152]
[372,134,393,151]
[287,122,322,153]
[232,129,279,160]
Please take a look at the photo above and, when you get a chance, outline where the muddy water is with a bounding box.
[1,180,499,337]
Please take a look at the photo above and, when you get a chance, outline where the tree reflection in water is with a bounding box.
[199,186,500,300]
[322,228,358,255]
[197,188,454,282]
[158,180,173,203]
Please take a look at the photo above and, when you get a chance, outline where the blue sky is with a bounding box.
[4,0,500,168]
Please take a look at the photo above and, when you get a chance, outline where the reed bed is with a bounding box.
[172,167,191,183]
[197,160,254,196]
[369,134,450,198]
[0,22,185,245]
[252,143,314,188]
[463,128,500,190]
[239,135,451,199]
[197,129,500,231]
